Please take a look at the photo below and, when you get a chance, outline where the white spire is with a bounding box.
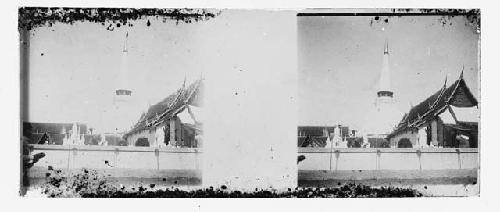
[123,32,128,53]
[377,39,393,98]
[112,31,134,134]
[116,31,131,97]
[363,39,402,137]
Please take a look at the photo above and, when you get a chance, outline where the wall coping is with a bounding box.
[29,145,478,154]
[298,147,478,153]
[30,144,202,153]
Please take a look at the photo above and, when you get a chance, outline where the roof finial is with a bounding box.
[123,31,129,52]
[460,65,465,79]
[384,39,389,55]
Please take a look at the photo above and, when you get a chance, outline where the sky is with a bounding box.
[24,12,480,135]
[26,15,211,132]
[298,15,480,131]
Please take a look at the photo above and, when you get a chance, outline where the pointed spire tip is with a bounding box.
[384,39,389,54]
[460,65,465,79]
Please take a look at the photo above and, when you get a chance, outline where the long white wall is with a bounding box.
[28,145,478,178]
[28,145,202,178]
[297,148,478,171]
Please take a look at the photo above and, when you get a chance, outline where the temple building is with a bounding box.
[363,40,403,147]
[123,79,203,148]
[387,72,479,148]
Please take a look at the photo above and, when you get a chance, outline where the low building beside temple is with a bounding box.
[297,125,356,148]
[22,122,89,145]
[387,73,479,148]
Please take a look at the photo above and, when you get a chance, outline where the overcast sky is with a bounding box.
[27,14,212,132]
[298,15,480,130]
[25,12,480,133]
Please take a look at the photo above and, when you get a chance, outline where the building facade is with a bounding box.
[23,122,88,145]
[387,73,479,148]
[124,79,203,148]
[297,125,354,148]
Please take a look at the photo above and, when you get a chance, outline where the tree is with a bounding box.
[397,138,413,148]
[21,136,46,195]
[135,137,150,147]
[347,137,363,148]
[380,140,391,148]
[117,139,129,146]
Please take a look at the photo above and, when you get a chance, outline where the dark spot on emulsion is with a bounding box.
[40,53,44,56]
[384,19,389,23]
[374,16,379,21]
[174,180,178,184]
[147,20,151,27]
[235,92,238,95]
[297,155,306,164]
[424,186,428,189]
[162,178,166,181]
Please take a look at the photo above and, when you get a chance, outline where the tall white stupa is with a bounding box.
[112,32,135,134]
[363,40,402,139]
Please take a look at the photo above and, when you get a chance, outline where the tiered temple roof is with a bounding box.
[388,72,478,139]
[124,79,203,139]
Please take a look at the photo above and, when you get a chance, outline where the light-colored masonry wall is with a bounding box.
[29,145,478,178]
[297,148,478,171]
[29,145,202,179]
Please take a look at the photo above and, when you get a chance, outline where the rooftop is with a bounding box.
[388,72,478,138]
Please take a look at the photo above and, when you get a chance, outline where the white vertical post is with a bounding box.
[170,118,176,146]
[431,120,438,146]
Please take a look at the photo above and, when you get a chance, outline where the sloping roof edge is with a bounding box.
[388,73,478,139]
[124,79,203,139]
